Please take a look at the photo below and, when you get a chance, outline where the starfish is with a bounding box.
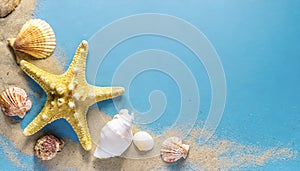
[20,40,124,151]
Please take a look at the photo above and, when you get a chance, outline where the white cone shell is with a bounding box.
[94,109,134,159]
[133,131,154,152]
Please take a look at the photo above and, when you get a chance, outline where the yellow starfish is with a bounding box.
[20,40,124,151]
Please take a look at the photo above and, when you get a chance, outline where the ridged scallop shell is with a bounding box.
[160,137,190,163]
[0,0,20,18]
[0,87,32,118]
[8,19,56,59]
[34,135,64,160]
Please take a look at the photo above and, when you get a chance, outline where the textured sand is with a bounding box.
[0,1,297,171]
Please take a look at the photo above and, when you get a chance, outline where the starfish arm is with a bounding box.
[65,40,88,82]
[93,86,125,102]
[23,99,57,136]
[19,40,125,151]
[20,60,59,92]
[66,106,92,151]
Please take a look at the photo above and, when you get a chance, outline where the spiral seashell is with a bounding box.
[34,135,64,160]
[0,87,32,118]
[133,131,154,152]
[94,109,134,159]
[0,0,20,18]
[8,19,56,59]
[160,137,190,163]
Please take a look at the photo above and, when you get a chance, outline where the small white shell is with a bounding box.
[94,109,134,159]
[133,131,154,152]
[8,19,56,59]
[160,137,189,163]
[0,87,32,118]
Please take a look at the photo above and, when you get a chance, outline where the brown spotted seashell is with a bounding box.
[0,87,32,118]
[8,19,56,59]
[160,137,190,163]
[34,135,64,160]
[0,0,20,18]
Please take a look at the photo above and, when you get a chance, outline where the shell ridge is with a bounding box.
[9,19,56,59]
[0,87,32,118]
[160,137,190,163]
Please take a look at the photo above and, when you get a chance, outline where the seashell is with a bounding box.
[0,0,20,18]
[133,131,154,152]
[34,135,64,160]
[0,87,32,118]
[8,19,56,59]
[94,109,134,159]
[160,137,190,163]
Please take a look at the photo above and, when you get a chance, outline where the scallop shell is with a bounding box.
[94,109,134,159]
[0,0,20,18]
[133,131,154,152]
[34,135,64,160]
[8,19,56,59]
[160,137,190,163]
[0,87,32,118]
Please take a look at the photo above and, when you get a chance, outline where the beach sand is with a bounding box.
[0,1,297,170]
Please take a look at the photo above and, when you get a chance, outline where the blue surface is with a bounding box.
[0,135,45,170]
[1,0,300,170]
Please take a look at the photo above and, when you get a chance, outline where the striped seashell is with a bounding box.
[0,87,32,118]
[34,135,64,160]
[160,137,190,163]
[0,0,20,18]
[94,109,134,159]
[8,19,56,59]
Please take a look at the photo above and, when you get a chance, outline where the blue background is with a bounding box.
[1,0,299,170]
